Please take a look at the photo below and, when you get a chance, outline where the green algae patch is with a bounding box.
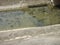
[25,6,60,26]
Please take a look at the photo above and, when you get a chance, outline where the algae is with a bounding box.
[26,6,60,26]
[0,5,60,30]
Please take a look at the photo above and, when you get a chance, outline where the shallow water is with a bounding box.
[0,6,60,30]
[0,11,38,30]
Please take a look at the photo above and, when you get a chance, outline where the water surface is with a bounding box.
[0,6,60,30]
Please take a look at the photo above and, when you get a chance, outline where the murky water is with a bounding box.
[0,6,60,30]
[0,11,39,30]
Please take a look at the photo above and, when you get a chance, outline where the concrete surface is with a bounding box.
[0,24,60,45]
[0,0,49,11]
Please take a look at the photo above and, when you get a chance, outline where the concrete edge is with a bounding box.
[0,24,60,41]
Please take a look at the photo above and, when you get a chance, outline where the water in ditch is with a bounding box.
[0,6,60,30]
